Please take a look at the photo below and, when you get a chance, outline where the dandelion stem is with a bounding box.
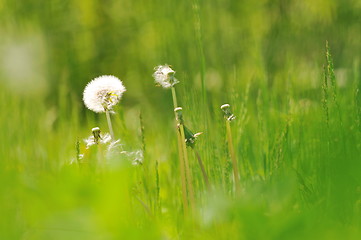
[171,87,178,109]
[177,129,189,214]
[179,123,196,211]
[194,148,210,190]
[171,87,189,213]
[105,109,115,140]
[225,120,240,194]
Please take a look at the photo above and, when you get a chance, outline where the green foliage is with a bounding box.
[1,0,361,239]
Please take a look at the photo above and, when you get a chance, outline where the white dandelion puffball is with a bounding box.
[153,65,179,88]
[83,75,126,113]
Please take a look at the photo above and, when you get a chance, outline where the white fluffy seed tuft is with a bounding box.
[153,65,179,88]
[83,75,126,113]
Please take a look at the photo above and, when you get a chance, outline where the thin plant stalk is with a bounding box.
[225,120,240,194]
[177,129,189,214]
[76,139,81,165]
[194,148,210,190]
[135,195,154,219]
[105,109,115,140]
[179,123,196,211]
[192,0,207,111]
[138,112,154,213]
[171,87,190,213]
[155,159,161,214]
[171,87,178,109]
[97,145,105,174]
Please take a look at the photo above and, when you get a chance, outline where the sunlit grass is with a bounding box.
[0,0,361,239]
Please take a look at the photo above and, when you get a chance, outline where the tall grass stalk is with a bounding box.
[192,0,207,110]
[155,159,161,214]
[322,64,330,127]
[353,60,361,132]
[326,41,342,126]
[256,89,268,178]
[140,111,160,214]
[76,139,81,165]
[138,112,154,215]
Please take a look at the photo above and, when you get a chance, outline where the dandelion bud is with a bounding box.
[92,127,101,143]
[83,75,126,113]
[184,125,203,148]
[174,107,184,124]
[220,103,230,110]
[153,65,179,88]
[84,127,112,149]
[221,103,236,121]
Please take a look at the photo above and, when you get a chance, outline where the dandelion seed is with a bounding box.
[121,150,144,166]
[107,139,122,152]
[106,148,143,167]
[153,65,179,88]
[83,75,126,113]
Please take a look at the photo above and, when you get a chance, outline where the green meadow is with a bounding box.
[1,0,361,239]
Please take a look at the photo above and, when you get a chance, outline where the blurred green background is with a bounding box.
[0,0,361,239]
[1,0,360,100]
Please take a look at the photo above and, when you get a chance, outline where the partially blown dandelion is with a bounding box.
[153,65,192,213]
[83,75,126,139]
[153,65,179,88]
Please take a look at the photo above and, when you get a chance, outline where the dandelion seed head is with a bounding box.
[102,133,112,144]
[153,65,179,88]
[83,75,126,113]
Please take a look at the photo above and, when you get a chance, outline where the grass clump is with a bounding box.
[1,2,361,239]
